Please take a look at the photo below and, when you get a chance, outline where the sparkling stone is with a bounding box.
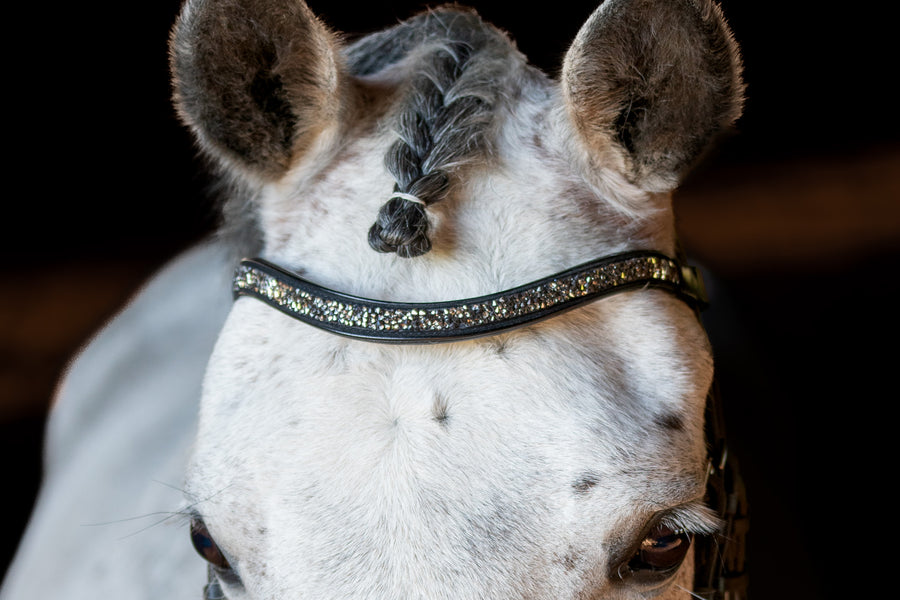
[232,254,694,340]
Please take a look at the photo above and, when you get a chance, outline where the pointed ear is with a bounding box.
[170,0,344,181]
[562,0,743,191]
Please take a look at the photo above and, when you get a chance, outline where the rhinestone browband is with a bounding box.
[232,251,707,343]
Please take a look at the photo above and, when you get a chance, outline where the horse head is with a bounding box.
[170,1,744,597]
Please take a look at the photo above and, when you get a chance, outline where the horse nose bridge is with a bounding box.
[262,471,563,600]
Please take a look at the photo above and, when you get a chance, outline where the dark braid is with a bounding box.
[365,13,512,258]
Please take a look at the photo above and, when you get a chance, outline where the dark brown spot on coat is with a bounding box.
[432,393,450,427]
[572,473,601,494]
[655,412,685,431]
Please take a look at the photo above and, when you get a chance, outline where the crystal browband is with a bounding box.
[232,251,707,343]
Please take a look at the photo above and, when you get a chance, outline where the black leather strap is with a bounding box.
[693,382,750,599]
[203,566,224,600]
[232,251,707,343]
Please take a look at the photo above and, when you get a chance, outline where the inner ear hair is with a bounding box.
[170,0,345,181]
[562,0,744,190]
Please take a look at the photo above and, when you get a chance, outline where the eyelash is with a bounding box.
[612,503,722,586]
[657,503,723,538]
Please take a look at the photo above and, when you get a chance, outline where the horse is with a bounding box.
[1,1,747,598]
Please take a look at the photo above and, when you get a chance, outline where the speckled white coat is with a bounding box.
[2,1,743,598]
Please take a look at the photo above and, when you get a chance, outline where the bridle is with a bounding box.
[232,251,705,343]
[696,380,750,599]
[214,249,749,599]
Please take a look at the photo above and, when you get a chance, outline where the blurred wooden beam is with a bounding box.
[676,146,900,274]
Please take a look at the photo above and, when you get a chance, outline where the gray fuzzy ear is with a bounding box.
[562,0,743,191]
[170,0,343,180]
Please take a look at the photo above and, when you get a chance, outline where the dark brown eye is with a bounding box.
[628,522,692,573]
[190,519,231,570]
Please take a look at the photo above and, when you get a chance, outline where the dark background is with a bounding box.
[3,1,897,597]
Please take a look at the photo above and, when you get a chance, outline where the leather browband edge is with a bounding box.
[232,250,708,344]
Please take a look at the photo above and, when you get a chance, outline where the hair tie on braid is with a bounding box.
[389,191,427,206]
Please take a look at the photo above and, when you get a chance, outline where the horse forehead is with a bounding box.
[196,289,711,486]
[191,281,710,596]
[257,116,658,305]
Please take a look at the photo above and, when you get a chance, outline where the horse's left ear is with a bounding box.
[562,0,744,191]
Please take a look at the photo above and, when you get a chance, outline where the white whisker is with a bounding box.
[675,584,709,600]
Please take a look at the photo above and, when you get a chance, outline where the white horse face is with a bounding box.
[194,295,715,599]
[171,1,743,598]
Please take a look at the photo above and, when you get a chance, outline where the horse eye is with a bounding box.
[190,519,232,570]
[627,522,692,574]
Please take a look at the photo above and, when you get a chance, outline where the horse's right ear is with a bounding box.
[562,0,743,192]
[170,0,343,181]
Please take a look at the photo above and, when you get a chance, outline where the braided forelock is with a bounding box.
[367,10,519,258]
